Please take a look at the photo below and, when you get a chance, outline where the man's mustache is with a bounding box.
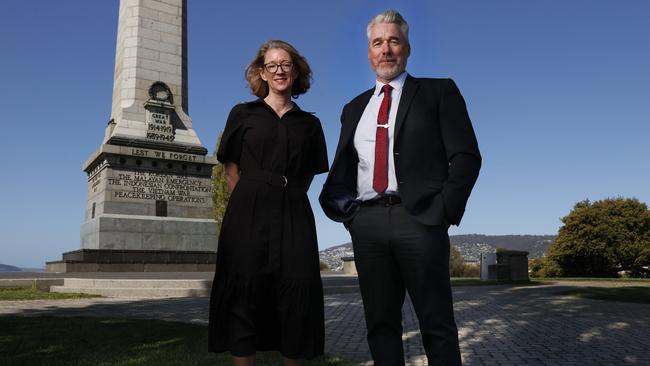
[379,58,397,64]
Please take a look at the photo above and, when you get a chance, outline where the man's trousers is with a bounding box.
[348,203,462,366]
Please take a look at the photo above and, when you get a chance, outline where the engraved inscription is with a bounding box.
[107,171,211,204]
[87,160,109,180]
[90,172,102,193]
[146,108,175,142]
[129,148,198,162]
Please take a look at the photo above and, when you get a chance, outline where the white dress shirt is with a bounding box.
[354,72,407,201]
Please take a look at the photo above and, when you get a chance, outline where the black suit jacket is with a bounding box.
[319,75,481,226]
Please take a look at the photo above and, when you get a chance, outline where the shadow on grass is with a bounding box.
[451,278,545,287]
[560,286,650,304]
[0,316,356,366]
[533,277,650,283]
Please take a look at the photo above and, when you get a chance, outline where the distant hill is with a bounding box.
[21,267,45,272]
[450,234,556,260]
[320,234,556,271]
[0,263,23,272]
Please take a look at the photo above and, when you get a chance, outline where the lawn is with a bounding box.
[535,277,650,284]
[0,287,100,301]
[0,316,356,366]
[450,278,542,286]
[560,286,650,304]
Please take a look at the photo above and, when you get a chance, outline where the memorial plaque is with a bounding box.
[146,108,175,142]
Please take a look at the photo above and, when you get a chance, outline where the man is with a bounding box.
[319,10,481,366]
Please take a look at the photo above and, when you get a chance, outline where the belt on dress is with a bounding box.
[240,169,309,189]
[240,167,308,275]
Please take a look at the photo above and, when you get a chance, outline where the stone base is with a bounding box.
[45,262,215,273]
[81,214,218,252]
[341,257,358,275]
[45,249,216,273]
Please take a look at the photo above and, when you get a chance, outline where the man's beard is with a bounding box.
[375,63,404,81]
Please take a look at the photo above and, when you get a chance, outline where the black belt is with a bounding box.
[362,195,402,206]
[240,169,308,189]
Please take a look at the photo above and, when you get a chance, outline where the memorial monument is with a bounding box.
[46,0,218,272]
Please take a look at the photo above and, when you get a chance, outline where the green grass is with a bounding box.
[534,277,650,284]
[560,286,650,304]
[450,278,542,286]
[0,288,101,301]
[0,316,357,366]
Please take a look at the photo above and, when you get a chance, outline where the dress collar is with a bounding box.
[251,98,314,116]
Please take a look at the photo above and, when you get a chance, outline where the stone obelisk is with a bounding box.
[46,0,218,272]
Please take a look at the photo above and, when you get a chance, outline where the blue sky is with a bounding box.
[1,1,649,268]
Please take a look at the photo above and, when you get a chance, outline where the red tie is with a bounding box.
[373,84,392,194]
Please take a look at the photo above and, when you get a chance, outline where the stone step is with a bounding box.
[50,285,210,298]
[47,276,360,298]
[57,278,212,289]
[50,284,359,298]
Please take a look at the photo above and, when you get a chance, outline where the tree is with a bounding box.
[529,258,543,278]
[529,257,562,278]
[212,133,230,231]
[319,260,330,271]
[449,247,479,277]
[449,246,466,277]
[545,198,650,278]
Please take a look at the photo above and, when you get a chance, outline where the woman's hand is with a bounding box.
[224,162,240,193]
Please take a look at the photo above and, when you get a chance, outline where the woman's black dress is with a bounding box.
[208,100,329,359]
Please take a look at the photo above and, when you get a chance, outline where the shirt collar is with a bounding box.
[374,71,408,96]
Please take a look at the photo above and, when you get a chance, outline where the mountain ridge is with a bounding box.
[0,263,23,272]
[320,234,556,271]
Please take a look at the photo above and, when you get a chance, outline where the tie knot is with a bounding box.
[382,84,392,94]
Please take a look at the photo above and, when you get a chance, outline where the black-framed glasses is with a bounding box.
[263,62,293,73]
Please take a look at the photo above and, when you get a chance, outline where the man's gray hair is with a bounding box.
[366,10,409,45]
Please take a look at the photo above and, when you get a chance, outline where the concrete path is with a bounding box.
[2,282,648,365]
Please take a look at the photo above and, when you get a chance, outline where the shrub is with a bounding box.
[212,133,230,230]
[545,198,650,278]
[450,247,479,277]
[319,260,330,271]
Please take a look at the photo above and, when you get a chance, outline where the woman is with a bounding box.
[208,40,328,366]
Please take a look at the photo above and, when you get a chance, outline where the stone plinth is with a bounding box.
[80,215,217,252]
[480,252,497,281]
[79,144,218,255]
[81,144,217,225]
[342,257,357,275]
[484,250,530,281]
[497,250,530,281]
[46,249,216,273]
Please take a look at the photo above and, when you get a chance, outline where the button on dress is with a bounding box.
[208,100,329,359]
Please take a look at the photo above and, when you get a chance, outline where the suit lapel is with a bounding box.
[394,75,419,140]
[330,88,374,170]
[343,88,374,145]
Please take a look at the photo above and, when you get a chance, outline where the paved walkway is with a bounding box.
[1,283,649,365]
